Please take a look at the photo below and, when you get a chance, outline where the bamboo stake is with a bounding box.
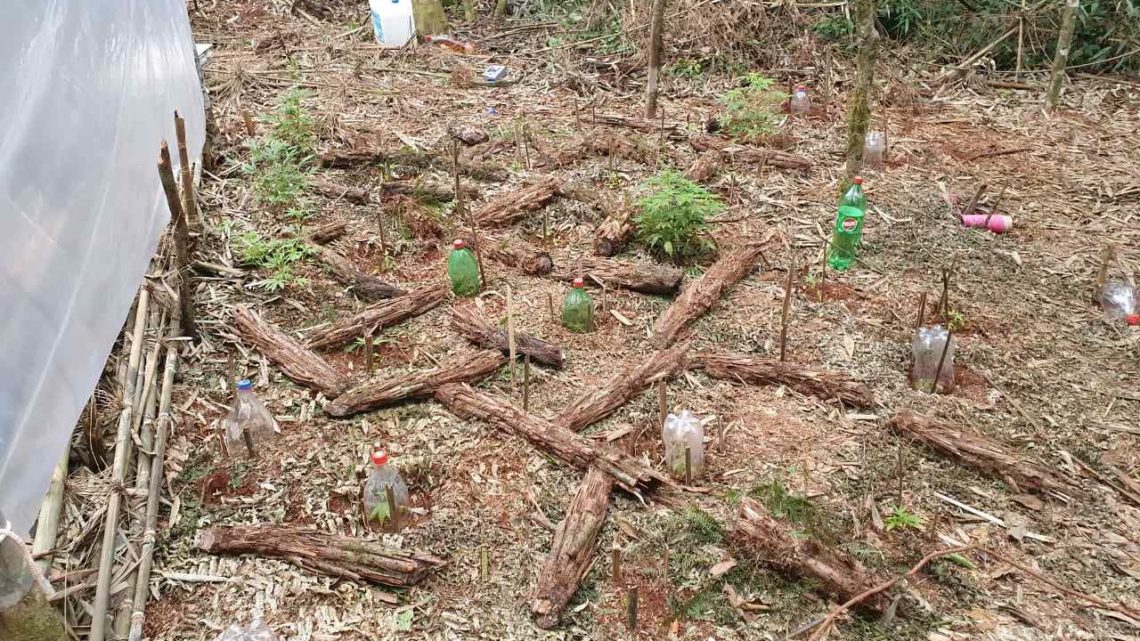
[779,264,795,362]
[31,450,69,573]
[933,328,954,394]
[455,142,487,287]
[507,286,517,386]
[915,291,928,328]
[1015,0,1026,79]
[658,381,667,430]
[386,486,400,532]
[158,142,198,340]
[627,587,639,630]
[127,329,179,641]
[376,206,388,265]
[90,286,150,641]
[174,111,198,232]
[365,332,375,375]
[611,544,622,581]
[523,353,531,412]
[242,111,256,136]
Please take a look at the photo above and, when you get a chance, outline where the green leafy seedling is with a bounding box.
[884,505,923,531]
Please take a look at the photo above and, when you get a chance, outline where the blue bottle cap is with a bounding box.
[236,379,253,391]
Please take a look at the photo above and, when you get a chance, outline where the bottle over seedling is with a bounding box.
[789,85,811,114]
[447,239,481,297]
[1098,280,1140,325]
[561,277,595,333]
[910,325,956,393]
[362,449,410,532]
[662,410,704,481]
[863,131,887,169]
[828,177,867,271]
[222,379,279,459]
[215,617,278,641]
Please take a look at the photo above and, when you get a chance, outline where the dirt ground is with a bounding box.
[106,2,1140,640]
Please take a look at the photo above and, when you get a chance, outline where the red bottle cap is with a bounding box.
[795,85,807,92]
[371,450,389,466]
[572,277,585,288]
[453,239,466,250]
[853,176,864,185]
[1128,314,1140,326]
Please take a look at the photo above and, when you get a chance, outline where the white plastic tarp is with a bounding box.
[0,0,205,534]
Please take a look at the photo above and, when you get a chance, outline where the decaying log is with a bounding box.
[310,243,405,302]
[319,146,508,181]
[593,206,636,257]
[652,242,766,346]
[467,234,553,276]
[451,305,564,369]
[531,467,614,628]
[309,220,348,244]
[327,350,506,417]
[310,176,369,204]
[684,150,723,182]
[692,352,874,407]
[594,113,685,140]
[448,124,489,146]
[198,525,443,589]
[474,177,562,228]
[554,131,653,167]
[729,498,885,612]
[556,341,691,432]
[434,384,672,499]
[233,307,345,397]
[887,410,1069,496]
[551,257,682,295]
[383,180,479,204]
[690,135,813,171]
[306,284,446,350]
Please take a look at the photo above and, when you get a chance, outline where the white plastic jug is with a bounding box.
[370,0,415,48]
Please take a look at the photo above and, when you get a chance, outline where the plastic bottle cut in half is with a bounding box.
[222,379,279,459]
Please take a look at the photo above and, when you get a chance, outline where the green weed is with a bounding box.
[244,138,311,207]
[234,231,315,291]
[719,73,787,143]
[946,309,967,332]
[670,58,704,79]
[884,505,923,532]
[635,169,721,260]
[749,480,817,526]
[263,87,315,152]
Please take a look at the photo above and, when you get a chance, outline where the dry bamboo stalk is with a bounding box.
[507,286,517,385]
[126,323,178,641]
[158,142,198,340]
[174,111,198,231]
[31,450,69,573]
[89,286,150,641]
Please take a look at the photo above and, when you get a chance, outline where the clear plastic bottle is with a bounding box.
[789,85,811,114]
[910,325,956,393]
[448,239,481,297]
[222,379,279,459]
[662,410,704,481]
[1098,280,1140,325]
[362,449,410,532]
[863,131,887,169]
[561,277,595,333]
[215,617,278,641]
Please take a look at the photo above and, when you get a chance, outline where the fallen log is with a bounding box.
[319,146,508,182]
[434,384,672,499]
[593,206,635,257]
[474,177,562,228]
[466,234,553,276]
[729,498,885,612]
[555,341,691,432]
[531,466,614,629]
[310,176,369,204]
[198,525,444,589]
[692,352,873,407]
[452,305,564,369]
[310,243,406,302]
[551,257,682,295]
[306,284,447,350]
[689,135,812,171]
[594,113,685,140]
[652,242,766,346]
[554,131,653,167]
[308,220,348,244]
[326,350,506,417]
[886,410,1069,496]
[233,307,345,397]
[683,150,723,182]
[383,180,478,204]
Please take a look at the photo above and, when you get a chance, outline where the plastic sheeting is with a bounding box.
[0,0,205,534]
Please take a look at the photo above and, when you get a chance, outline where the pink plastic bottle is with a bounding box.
[362,449,410,531]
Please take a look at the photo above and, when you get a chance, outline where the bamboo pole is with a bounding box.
[31,450,69,573]
[174,111,198,232]
[158,142,198,340]
[644,0,666,118]
[89,286,149,641]
[1045,0,1080,111]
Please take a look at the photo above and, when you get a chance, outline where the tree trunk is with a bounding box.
[531,467,614,629]
[452,305,565,369]
[309,176,369,204]
[886,410,1069,496]
[652,242,766,346]
[689,136,812,171]
[691,352,874,407]
[309,243,406,302]
[0,534,67,641]
[594,205,636,257]
[474,177,562,228]
[198,525,444,588]
[326,350,506,417]
[233,307,345,397]
[494,0,507,18]
[683,150,723,182]
[412,0,449,36]
[551,257,683,295]
[1045,0,1079,111]
[555,341,691,432]
[845,0,878,178]
[463,0,475,21]
[644,0,667,118]
[434,384,673,499]
[306,284,446,350]
[729,498,886,612]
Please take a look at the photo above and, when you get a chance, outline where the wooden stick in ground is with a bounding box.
[691,352,874,407]
[89,287,149,641]
[158,142,198,340]
[932,327,954,393]
[376,198,388,260]
[434,384,673,499]
[31,450,69,573]
[1045,0,1080,111]
[652,242,766,346]
[309,243,405,302]
[523,354,531,411]
[550,257,683,295]
[306,284,447,350]
[531,466,615,629]
[365,332,375,375]
[555,341,691,432]
[960,183,987,218]
[198,525,444,588]
[644,0,666,118]
[455,144,488,287]
[1093,245,1115,303]
[473,177,562,228]
[326,350,507,417]
[173,111,198,231]
[451,304,565,369]
[127,330,179,641]
[233,306,346,397]
[886,409,1070,495]
[779,264,795,362]
[916,291,928,327]
[507,286,517,385]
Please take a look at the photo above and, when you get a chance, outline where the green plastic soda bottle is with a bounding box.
[561,277,595,333]
[447,239,481,296]
[828,177,867,271]
[838,175,867,211]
